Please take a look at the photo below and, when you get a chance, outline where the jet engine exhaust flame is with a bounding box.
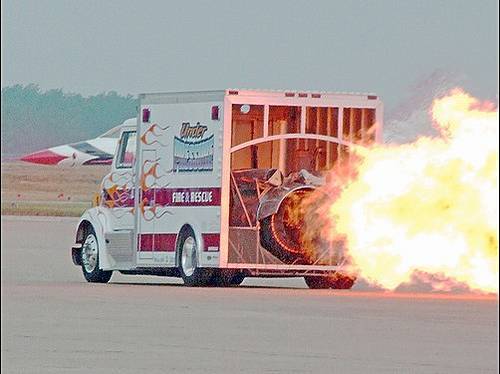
[305,89,498,293]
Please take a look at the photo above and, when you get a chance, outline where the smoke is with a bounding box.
[384,69,467,144]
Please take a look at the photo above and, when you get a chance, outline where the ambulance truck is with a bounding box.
[71,89,383,288]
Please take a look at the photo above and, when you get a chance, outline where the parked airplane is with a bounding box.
[20,118,135,166]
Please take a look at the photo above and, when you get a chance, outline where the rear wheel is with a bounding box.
[208,270,246,287]
[228,271,246,286]
[178,229,213,287]
[330,273,356,289]
[304,273,355,289]
[81,227,112,283]
[304,276,332,289]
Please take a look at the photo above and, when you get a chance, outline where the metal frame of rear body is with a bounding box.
[219,90,383,275]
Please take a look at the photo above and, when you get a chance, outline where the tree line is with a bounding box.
[1,84,138,157]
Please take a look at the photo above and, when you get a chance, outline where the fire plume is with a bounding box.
[315,89,498,293]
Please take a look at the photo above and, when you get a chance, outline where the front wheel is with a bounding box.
[178,229,213,287]
[81,227,112,283]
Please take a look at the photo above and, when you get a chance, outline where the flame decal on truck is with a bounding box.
[101,169,135,213]
[140,123,170,146]
[140,159,171,190]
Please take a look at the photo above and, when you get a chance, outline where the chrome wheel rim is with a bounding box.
[181,236,197,277]
[82,233,98,273]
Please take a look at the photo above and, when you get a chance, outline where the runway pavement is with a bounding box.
[1,216,498,373]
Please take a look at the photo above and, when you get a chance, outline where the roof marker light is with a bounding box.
[211,105,220,120]
[285,92,295,97]
[298,93,307,98]
[142,108,151,123]
[311,93,321,98]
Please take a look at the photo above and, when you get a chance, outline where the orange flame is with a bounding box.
[315,89,498,293]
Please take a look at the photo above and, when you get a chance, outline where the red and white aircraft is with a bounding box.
[20,118,135,166]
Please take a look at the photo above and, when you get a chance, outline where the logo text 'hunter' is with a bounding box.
[180,122,208,139]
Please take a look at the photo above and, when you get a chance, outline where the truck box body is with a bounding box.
[74,89,383,283]
[134,91,225,269]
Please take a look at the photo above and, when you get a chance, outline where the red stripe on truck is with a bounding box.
[143,187,221,207]
[104,187,221,209]
[138,233,220,252]
[202,233,220,251]
[138,233,177,252]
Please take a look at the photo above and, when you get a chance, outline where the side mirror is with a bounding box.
[92,192,101,207]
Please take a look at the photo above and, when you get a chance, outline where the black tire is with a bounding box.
[330,273,356,289]
[304,276,332,289]
[177,228,213,287]
[304,273,355,290]
[208,270,246,287]
[229,271,246,286]
[81,226,112,283]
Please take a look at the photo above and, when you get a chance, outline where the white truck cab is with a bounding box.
[72,89,383,288]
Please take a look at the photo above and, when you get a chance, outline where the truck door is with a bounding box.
[101,130,136,230]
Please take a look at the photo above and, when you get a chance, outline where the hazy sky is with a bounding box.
[2,0,498,110]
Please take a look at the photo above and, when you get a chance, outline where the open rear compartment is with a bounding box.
[223,95,379,276]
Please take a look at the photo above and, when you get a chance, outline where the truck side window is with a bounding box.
[116,131,136,168]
